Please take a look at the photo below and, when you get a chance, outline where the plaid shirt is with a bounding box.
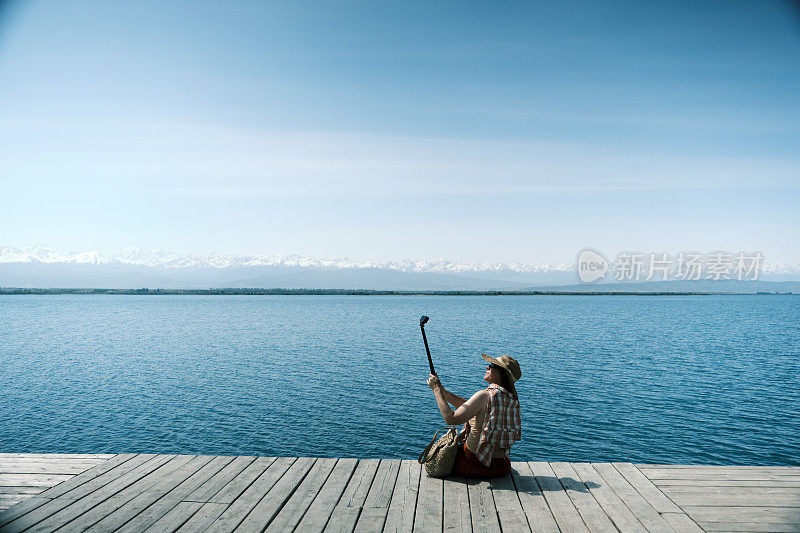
[459,384,522,467]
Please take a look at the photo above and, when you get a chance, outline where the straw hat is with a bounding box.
[481,353,521,396]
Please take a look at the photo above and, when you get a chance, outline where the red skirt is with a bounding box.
[452,442,511,479]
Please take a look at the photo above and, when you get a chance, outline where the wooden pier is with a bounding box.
[0,454,798,532]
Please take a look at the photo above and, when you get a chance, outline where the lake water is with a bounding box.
[1,294,798,465]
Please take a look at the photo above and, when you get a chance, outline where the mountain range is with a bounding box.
[1,245,799,292]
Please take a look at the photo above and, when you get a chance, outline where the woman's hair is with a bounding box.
[499,370,517,400]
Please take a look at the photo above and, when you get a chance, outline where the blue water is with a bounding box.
[1,295,798,465]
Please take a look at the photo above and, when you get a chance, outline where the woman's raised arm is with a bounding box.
[428,374,488,425]
[425,375,467,408]
[443,389,467,408]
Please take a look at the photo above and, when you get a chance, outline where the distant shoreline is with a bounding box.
[0,288,794,296]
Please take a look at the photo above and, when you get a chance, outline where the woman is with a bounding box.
[427,353,522,478]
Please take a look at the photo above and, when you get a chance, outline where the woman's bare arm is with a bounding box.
[426,375,467,407]
[428,375,487,425]
[443,389,467,408]
[435,389,488,425]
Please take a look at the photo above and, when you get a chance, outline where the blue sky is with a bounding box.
[1,0,798,264]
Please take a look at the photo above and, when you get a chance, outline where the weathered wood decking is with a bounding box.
[0,454,798,532]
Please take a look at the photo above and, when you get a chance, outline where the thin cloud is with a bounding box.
[2,120,799,197]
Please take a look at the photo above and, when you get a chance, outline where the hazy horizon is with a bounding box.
[2,243,799,292]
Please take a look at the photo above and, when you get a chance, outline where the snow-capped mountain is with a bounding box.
[1,245,798,290]
[0,246,572,274]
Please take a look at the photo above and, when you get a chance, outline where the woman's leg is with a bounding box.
[454,443,509,479]
[488,457,511,478]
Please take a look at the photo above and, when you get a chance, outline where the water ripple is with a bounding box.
[0,294,798,465]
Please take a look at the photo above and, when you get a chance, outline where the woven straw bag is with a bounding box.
[418,426,459,478]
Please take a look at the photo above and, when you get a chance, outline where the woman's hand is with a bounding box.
[427,373,442,391]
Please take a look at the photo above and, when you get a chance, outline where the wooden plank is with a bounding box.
[184,456,256,503]
[0,487,44,495]
[550,462,615,533]
[23,454,135,500]
[668,493,800,506]
[0,452,134,512]
[338,458,380,507]
[696,520,800,532]
[0,487,42,512]
[363,459,402,509]
[325,458,381,532]
[612,462,683,514]
[0,495,32,513]
[208,456,295,531]
[528,462,587,532]
[442,476,471,533]
[0,458,109,466]
[590,462,673,533]
[354,459,402,532]
[660,486,800,496]
[28,454,191,532]
[682,505,800,524]
[323,506,361,533]
[651,479,800,488]
[490,473,528,533]
[509,462,558,533]
[640,471,800,481]
[570,463,647,533]
[0,496,54,527]
[209,456,276,505]
[44,453,155,500]
[176,502,228,531]
[413,471,443,533]
[144,501,203,533]
[637,464,800,471]
[660,512,704,532]
[0,497,74,532]
[113,455,233,533]
[233,456,317,532]
[12,455,800,533]
[0,455,173,532]
[0,474,74,487]
[383,460,421,533]
[265,457,338,532]
[551,462,618,532]
[640,469,800,476]
[0,457,109,463]
[467,478,499,532]
[0,454,115,460]
[0,463,107,474]
[78,455,208,532]
[294,457,358,531]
